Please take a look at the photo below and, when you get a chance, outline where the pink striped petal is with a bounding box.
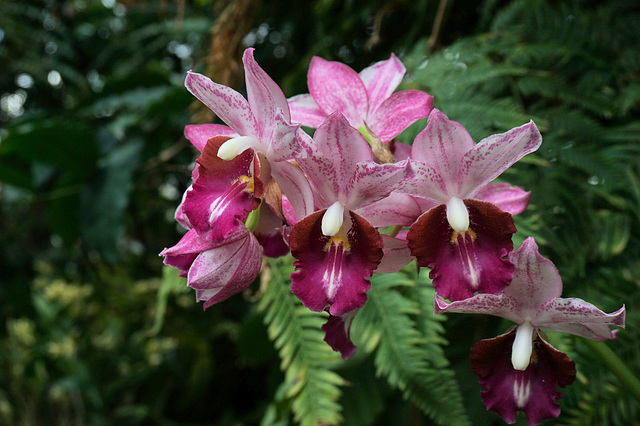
[359,54,405,114]
[369,90,433,143]
[471,183,531,215]
[459,121,542,197]
[536,300,625,341]
[347,160,413,210]
[322,313,357,360]
[410,109,475,196]
[184,124,238,152]
[185,72,258,137]
[288,94,327,128]
[243,48,291,129]
[355,192,422,227]
[376,234,413,273]
[271,161,315,223]
[188,229,262,309]
[308,57,368,127]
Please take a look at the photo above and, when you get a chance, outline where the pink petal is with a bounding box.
[359,53,405,114]
[470,329,576,425]
[288,94,327,129]
[433,293,522,324]
[459,121,542,197]
[391,140,412,161]
[185,71,257,137]
[410,109,475,196]
[253,203,290,258]
[161,228,217,276]
[322,313,357,360]
[243,48,291,128]
[188,229,262,309]
[407,199,516,301]
[308,57,368,127]
[369,90,433,143]
[184,124,238,152]
[504,238,563,316]
[347,160,413,210]
[376,234,413,273]
[271,161,315,223]
[397,160,449,203]
[355,192,422,227]
[299,112,373,204]
[182,136,262,243]
[265,111,318,161]
[536,300,625,341]
[290,210,384,316]
[471,183,531,215]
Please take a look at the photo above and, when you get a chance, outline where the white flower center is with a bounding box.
[322,201,346,237]
[511,321,535,371]
[446,196,469,232]
[218,136,260,160]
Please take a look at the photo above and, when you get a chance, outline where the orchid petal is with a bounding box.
[183,136,262,243]
[359,54,406,114]
[376,234,413,273]
[408,199,515,301]
[369,90,434,143]
[434,292,522,324]
[243,48,291,126]
[392,140,412,161]
[266,110,318,161]
[347,160,413,210]
[185,71,257,137]
[308,57,368,127]
[322,313,357,360]
[355,192,422,227]
[188,230,262,309]
[536,300,625,341]
[184,124,238,152]
[270,161,315,223]
[470,330,576,425]
[253,203,290,258]
[290,210,383,316]
[288,93,327,128]
[410,109,475,194]
[471,183,531,215]
[504,238,563,316]
[459,121,542,197]
[398,160,449,203]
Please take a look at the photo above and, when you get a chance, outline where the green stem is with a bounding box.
[582,338,640,403]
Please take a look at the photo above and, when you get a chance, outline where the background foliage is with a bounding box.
[1,0,638,424]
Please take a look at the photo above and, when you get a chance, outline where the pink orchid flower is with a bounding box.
[402,109,542,301]
[435,237,625,425]
[184,47,317,221]
[289,113,413,356]
[288,54,433,143]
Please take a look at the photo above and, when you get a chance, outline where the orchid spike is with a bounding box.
[403,109,542,301]
[435,237,625,425]
[288,54,433,143]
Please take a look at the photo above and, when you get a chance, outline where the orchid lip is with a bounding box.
[218,136,260,160]
[322,201,346,236]
[446,196,469,232]
[511,321,535,371]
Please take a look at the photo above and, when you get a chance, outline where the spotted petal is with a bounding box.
[369,90,433,143]
[359,53,405,113]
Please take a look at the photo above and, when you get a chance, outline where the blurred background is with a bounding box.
[1,0,639,424]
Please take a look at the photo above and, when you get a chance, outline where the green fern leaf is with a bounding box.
[258,257,345,426]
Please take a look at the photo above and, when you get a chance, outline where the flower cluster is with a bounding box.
[161,48,625,425]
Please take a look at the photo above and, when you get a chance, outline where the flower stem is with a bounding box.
[582,338,640,403]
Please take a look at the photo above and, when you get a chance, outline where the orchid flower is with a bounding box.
[288,54,433,143]
[185,47,317,221]
[161,226,262,309]
[402,109,542,301]
[289,112,413,322]
[435,237,625,425]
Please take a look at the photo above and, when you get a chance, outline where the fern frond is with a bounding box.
[258,257,344,426]
[354,271,470,425]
